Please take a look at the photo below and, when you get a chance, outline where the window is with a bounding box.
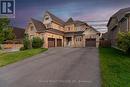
[68,27,71,31]
[45,17,49,20]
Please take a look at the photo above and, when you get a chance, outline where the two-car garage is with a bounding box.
[48,38,62,48]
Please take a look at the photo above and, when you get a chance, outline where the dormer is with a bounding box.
[43,12,52,28]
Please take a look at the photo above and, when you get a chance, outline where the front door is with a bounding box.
[66,37,72,47]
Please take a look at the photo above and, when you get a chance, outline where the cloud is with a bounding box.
[11,0,130,28]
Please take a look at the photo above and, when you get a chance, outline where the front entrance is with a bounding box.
[85,38,96,47]
[66,37,72,47]
[48,38,55,48]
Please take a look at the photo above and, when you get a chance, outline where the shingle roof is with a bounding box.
[31,18,46,32]
[65,18,87,26]
[45,28,64,35]
[112,7,130,21]
[107,7,130,26]
[12,27,25,39]
[46,11,65,26]
[65,18,74,25]
[74,21,87,26]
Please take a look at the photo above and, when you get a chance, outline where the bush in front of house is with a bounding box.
[32,37,43,48]
[20,47,26,51]
[117,32,130,54]
[22,35,31,50]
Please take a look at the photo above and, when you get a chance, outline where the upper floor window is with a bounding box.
[45,17,49,20]
[68,27,71,31]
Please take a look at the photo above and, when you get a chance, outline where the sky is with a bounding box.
[11,0,130,32]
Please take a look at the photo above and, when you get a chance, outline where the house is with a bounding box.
[2,27,25,50]
[25,11,100,48]
[107,7,130,47]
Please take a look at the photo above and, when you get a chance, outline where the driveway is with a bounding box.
[0,47,101,87]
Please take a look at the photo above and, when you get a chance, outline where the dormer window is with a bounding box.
[45,17,49,20]
[45,15,49,20]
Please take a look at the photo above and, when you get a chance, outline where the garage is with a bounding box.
[85,39,96,47]
[48,38,55,48]
[57,39,62,47]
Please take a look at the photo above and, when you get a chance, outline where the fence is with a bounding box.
[99,40,111,47]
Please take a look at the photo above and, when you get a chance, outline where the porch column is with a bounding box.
[64,38,66,47]
[83,35,86,47]
[55,38,57,47]
[72,36,74,47]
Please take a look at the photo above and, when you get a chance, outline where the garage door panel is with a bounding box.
[86,39,96,47]
[48,38,55,48]
[57,39,62,47]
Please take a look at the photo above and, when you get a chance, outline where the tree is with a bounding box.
[4,28,15,40]
[0,17,15,44]
[32,37,43,48]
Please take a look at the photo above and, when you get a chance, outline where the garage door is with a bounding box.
[57,39,62,47]
[48,38,55,48]
[86,39,96,47]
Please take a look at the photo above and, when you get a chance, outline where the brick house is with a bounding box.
[25,11,100,48]
[107,7,130,47]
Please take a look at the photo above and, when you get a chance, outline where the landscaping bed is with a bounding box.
[0,48,47,67]
[99,47,130,87]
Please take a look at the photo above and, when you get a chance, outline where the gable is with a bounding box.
[43,13,52,25]
[25,21,37,34]
[83,28,98,35]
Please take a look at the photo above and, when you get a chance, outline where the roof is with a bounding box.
[12,27,25,39]
[45,28,64,35]
[74,21,87,26]
[64,31,84,37]
[46,11,65,26]
[31,18,46,32]
[107,7,130,26]
[65,18,74,25]
[65,18,87,26]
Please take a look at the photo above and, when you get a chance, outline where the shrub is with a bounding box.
[117,32,130,53]
[20,47,26,51]
[32,37,43,48]
[23,37,31,49]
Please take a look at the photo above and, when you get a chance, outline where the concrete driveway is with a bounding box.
[0,47,101,87]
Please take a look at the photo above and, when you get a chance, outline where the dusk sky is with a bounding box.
[11,0,130,32]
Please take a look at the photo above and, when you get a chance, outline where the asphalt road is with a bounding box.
[0,47,101,87]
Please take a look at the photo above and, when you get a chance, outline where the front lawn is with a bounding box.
[99,47,130,87]
[0,48,47,67]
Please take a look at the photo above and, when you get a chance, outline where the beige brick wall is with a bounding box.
[64,24,75,32]
[44,32,64,48]
[51,22,64,31]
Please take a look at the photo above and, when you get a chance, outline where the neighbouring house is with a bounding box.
[25,11,100,48]
[107,7,130,47]
[2,27,25,51]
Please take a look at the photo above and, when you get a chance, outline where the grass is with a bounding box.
[99,47,130,87]
[0,48,48,67]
